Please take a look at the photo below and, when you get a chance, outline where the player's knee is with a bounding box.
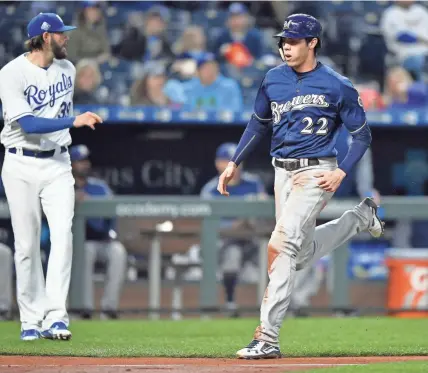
[49,230,73,248]
[110,241,127,263]
[85,242,97,257]
[13,239,35,260]
[269,229,300,257]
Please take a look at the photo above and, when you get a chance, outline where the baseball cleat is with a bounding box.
[20,329,41,341]
[41,322,72,341]
[363,197,385,238]
[236,339,282,359]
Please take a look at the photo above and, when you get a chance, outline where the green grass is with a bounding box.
[302,361,428,373]
[0,317,427,358]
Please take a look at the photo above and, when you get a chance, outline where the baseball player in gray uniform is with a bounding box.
[217,14,384,359]
[0,13,103,341]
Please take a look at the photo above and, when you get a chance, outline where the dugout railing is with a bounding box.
[0,196,427,317]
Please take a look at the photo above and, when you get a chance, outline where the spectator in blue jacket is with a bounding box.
[181,53,243,111]
[70,145,127,320]
[214,3,263,62]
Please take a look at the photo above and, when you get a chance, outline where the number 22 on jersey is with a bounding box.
[300,117,329,135]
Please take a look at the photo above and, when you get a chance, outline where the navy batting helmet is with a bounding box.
[274,14,322,62]
[275,13,322,41]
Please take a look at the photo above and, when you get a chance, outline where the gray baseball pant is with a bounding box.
[255,158,374,344]
[81,240,127,312]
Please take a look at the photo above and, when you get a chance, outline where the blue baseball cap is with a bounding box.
[70,145,90,162]
[228,3,248,15]
[27,13,77,39]
[81,1,101,8]
[196,52,216,68]
[216,143,237,160]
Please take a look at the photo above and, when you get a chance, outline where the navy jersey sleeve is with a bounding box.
[338,80,366,133]
[337,79,372,175]
[253,78,272,122]
[231,78,271,165]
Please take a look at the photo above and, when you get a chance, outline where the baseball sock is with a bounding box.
[223,273,238,303]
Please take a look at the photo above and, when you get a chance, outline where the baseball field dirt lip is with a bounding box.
[1,356,428,373]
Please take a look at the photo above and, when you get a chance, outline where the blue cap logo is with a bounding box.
[27,13,77,39]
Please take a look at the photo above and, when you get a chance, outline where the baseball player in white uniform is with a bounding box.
[0,13,102,341]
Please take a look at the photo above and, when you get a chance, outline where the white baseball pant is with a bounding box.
[1,149,75,330]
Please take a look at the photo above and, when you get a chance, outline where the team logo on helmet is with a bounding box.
[41,22,51,31]
[283,20,295,30]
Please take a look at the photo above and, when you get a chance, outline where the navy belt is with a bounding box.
[8,146,68,158]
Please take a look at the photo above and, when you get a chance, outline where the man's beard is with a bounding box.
[50,38,67,59]
[73,168,91,178]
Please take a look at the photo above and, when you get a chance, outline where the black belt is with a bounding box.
[8,146,68,158]
[274,158,319,171]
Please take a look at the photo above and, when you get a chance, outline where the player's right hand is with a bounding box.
[73,111,103,130]
[217,162,237,196]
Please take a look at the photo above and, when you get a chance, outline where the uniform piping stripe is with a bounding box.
[254,113,272,122]
[9,112,33,122]
[235,134,256,163]
[349,121,367,134]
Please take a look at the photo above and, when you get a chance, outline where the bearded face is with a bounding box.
[49,33,68,59]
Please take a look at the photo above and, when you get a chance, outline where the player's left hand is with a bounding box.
[314,169,346,193]
[217,162,237,196]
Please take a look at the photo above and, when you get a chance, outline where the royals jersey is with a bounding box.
[0,53,75,151]
[254,62,367,159]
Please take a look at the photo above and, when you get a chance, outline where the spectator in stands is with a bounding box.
[181,52,243,111]
[130,63,186,107]
[200,143,267,316]
[174,25,207,60]
[0,178,13,321]
[168,53,199,82]
[67,1,111,64]
[213,3,263,67]
[170,26,208,80]
[380,0,428,81]
[70,145,127,320]
[117,6,173,63]
[74,59,108,105]
[383,66,428,108]
[355,84,385,111]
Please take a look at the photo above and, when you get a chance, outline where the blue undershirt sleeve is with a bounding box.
[18,115,75,134]
[231,78,272,166]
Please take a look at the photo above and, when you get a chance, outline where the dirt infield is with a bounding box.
[1,356,428,373]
